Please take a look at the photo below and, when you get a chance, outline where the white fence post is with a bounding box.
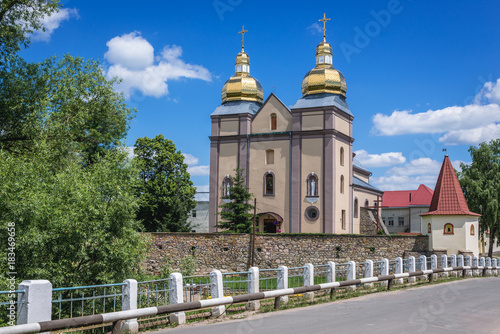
[441,255,449,278]
[347,261,356,291]
[449,254,457,277]
[168,273,185,325]
[17,280,52,326]
[326,262,336,283]
[486,257,492,276]
[121,279,138,333]
[457,254,464,267]
[473,256,479,276]
[277,266,289,304]
[395,257,403,284]
[380,259,389,287]
[364,260,374,288]
[247,267,260,310]
[465,255,473,277]
[408,256,416,283]
[210,270,225,317]
[431,254,438,280]
[492,258,498,276]
[420,255,427,281]
[479,257,486,276]
[303,263,314,301]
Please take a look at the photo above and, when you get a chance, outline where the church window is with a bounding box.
[192,210,197,218]
[307,173,319,197]
[470,224,475,236]
[444,223,454,235]
[428,223,432,234]
[340,175,345,194]
[264,172,275,196]
[364,199,369,208]
[319,55,324,63]
[222,176,232,197]
[388,217,394,226]
[236,64,242,72]
[353,198,359,218]
[266,149,274,165]
[340,147,344,166]
[271,113,277,130]
[305,206,319,221]
[398,217,404,226]
[341,210,346,229]
[325,55,331,64]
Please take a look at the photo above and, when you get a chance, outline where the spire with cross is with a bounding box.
[319,13,330,42]
[238,25,248,51]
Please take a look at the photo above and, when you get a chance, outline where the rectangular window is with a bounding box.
[192,210,196,218]
[388,217,394,226]
[266,149,274,165]
[398,217,404,226]
[341,210,346,230]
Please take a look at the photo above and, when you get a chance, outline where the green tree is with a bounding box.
[0,146,147,288]
[0,0,60,60]
[459,139,500,257]
[217,168,254,233]
[0,55,135,165]
[134,134,196,232]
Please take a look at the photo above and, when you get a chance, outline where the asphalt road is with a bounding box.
[151,277,500,334]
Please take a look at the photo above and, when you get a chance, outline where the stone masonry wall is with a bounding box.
[359,207,378,236]
[145,233,429,275]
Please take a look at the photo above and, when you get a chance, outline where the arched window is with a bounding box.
[264,172,275,196]
[341,210,346,230]
[353,198,359,218]
[470,224,475,236]
[271,113,277,130]
[364,199,369,208]
[427,223,432,234]
[340,175,345,194]
[444,223,454,235]
[340,147,344,166]
[222,176,232,197]
[266,149,274,165]
[307,173,319,197]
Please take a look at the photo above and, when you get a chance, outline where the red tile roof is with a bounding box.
[382,184,433,208]
[421,155,480,216]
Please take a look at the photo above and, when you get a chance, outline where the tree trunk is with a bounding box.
[488,226,496,258]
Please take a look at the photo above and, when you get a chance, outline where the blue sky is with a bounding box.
[23,0,500,191]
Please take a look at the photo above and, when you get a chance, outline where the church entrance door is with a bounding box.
[263,219,277,233]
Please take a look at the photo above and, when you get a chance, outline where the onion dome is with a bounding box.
[301,14,347,98]
[221,26,264,104]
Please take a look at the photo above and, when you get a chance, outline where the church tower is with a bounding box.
[209,17,382,234]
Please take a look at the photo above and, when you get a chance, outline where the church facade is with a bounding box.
[209,21,383,234]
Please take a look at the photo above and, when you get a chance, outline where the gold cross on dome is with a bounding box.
[238,25,248,50]
[319,13,330,40]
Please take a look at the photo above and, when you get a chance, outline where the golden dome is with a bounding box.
[301,15,347,98]
[221,49,264,103]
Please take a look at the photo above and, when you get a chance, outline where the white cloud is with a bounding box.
[32,8,78,42]
[104,32,154,70]
[188,165,209,176]
[354,150,406,167]
[372,157,465,191]
[104,33,212,98]
[372,78,500,145]
[307,22,323,35]
[182,153,199,166]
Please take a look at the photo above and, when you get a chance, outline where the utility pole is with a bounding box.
[251,198,256,267]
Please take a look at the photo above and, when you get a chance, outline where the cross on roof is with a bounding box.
[238,25,248,50]
[319,13,330,41]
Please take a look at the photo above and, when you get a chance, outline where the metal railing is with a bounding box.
[336,263,348,281]
[137,279,171,308]
[0,290,24,307]
[259,269,279,291]
[389,260,396,274]
[403,258,410,273]
[52,283,125,319]
[222,271,250,295]
[313,264,329,284]
[373,261,383,277]
[288,266,305,288]
[183,274,212,302]
[355,263,366,279]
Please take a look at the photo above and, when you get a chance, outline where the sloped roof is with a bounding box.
[353,176,383,194]
[421,155,480,216]
[290,93,352,116]
[382,184,433,208]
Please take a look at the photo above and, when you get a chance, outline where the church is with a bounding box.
[209,17,383,234]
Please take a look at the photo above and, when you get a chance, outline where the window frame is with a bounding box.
[270,113,277,130]
[306,173,319,197]
[444,223,454,235]
[353,197,359,218]
[263,171,275,196]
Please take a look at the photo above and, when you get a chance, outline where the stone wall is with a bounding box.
[145,232,429,275]
[359,207,378,236]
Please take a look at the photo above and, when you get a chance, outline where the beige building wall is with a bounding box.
[220,118,239,136]
[218,142,239,211]
[421,215,479,256]
[335,115,350,136]
[301,137,323,233]
[249,139,290,233]
[353,170,370,183]
[336,142,350,234]
[251,96,292,134]
[302,112,324,131]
